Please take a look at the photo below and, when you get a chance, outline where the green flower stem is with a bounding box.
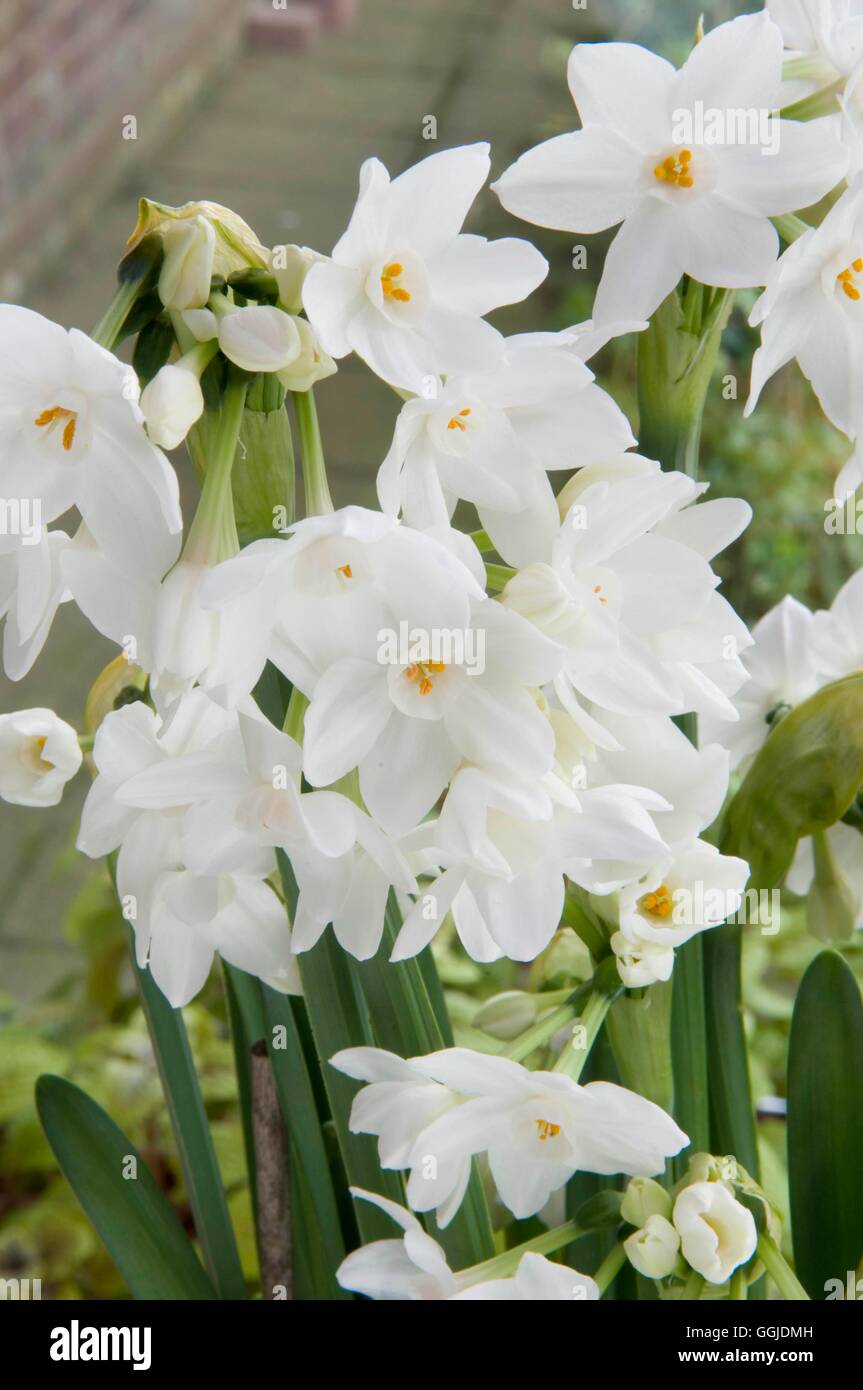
[757,1234,810,1301]
[484,562,515,592]
[183,368,249,564]
[293,387,333,516]
[780,79,843,121]
[470,529,494,553]
[682,1268,705,1299]
[595,1243,627,1296]
[562,891,610,960]
[772,213,812,245]
[500,999,580,1063]
[461,1219,585,1283]
[91,233,163,350]
[730,1266,748,1300]
[552,958,623,1082]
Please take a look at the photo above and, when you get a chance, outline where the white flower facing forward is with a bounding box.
[376,329,635,569]
[503,465,752,728]
[746,179,863,499]
[335,1189,598,1301]
[333,1046,688,1224]
[0,306,181,577]
[0,708,82,807]
[673,1180,757,1285]
[302,144,548,391]
[493,12,847,325]
[76,692,299,1006]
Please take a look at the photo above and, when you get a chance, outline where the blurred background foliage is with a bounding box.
[2,0,862,1297]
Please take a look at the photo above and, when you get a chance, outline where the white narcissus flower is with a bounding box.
[77,692,298,1006]
[0,708,81,807]
[0,306,182,577]
[450,1252,599,1301]
[302,143,548,391]
[217,304,302,373]
[700,595,821,772]
[140,363,205,450]
[768,0,863,94]
[331,1049,469,1223]
[0,529,72,680]
[336,1046,687,1224]
[745,179,863,498]
[810,563,863,683]
[335,1189,598,1300]
[493,13,847,325]
[673,1180,758,1284]
[391,764,668,964]
[503,466,752,725]
[624,1214,681,1279]
[376,330,635,568]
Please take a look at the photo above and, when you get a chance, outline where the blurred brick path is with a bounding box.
[1,0,592,997]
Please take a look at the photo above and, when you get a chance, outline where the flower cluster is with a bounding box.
[2,5,855,1302]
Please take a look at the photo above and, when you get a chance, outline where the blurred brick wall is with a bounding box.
[0,0,247,298]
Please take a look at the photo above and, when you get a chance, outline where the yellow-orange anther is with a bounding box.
[535,1120,561,1142]
[594,583,607,606]
[654,148,694,188]
[381,261,411,302]
[405,660,446,695]
[336,564,353,579]
[837,259,863,300]
[638,883,674,919]
[34,405,78,450]
[447,407,472,431]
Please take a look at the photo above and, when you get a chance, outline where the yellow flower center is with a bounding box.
[336,563,353,579]
[654,149,694,188]
[837,258,863,301]
[535,1120,561,1142]
[404,660,446,696]
[22,735,53,774]
[381,261,411,303]
[638,883,674,919]
[447,408,472,432]
[34,405,78,450]
[593,583,607,606]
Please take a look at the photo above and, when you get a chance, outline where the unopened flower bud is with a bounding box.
[219,305,302,373]
[621,1176,672,1227]
[158,215,216,310]
[140,363,205,449]
[277,316,337,391]
[624,1214,681,1279]
[269,243,326,313]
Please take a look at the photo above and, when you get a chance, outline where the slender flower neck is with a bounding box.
[182,369,248,565]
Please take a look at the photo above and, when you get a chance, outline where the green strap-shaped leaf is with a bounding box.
[261,985,351,1298]
[788,950,863,1298]
[36,1075,217,1300]
[132,940,247,1300]
[722,673,863,890]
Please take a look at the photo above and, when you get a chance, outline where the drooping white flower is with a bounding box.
[0,529,72,680]
[0,707,81,807]
[376,329,635,567]
[157,213,217,310]
[745,179,863,498]
[302,144,548,391]
[450,1251,598,1301]
[493,13,847,325]
[0,306,182,577]
[503,466,752,725]
[335,1189,598,1300]
[337,1046,688,1224]
[140,363,205,450]
[391,763,668,964]
[768,0,863,95]
[673,1180,757,1284]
